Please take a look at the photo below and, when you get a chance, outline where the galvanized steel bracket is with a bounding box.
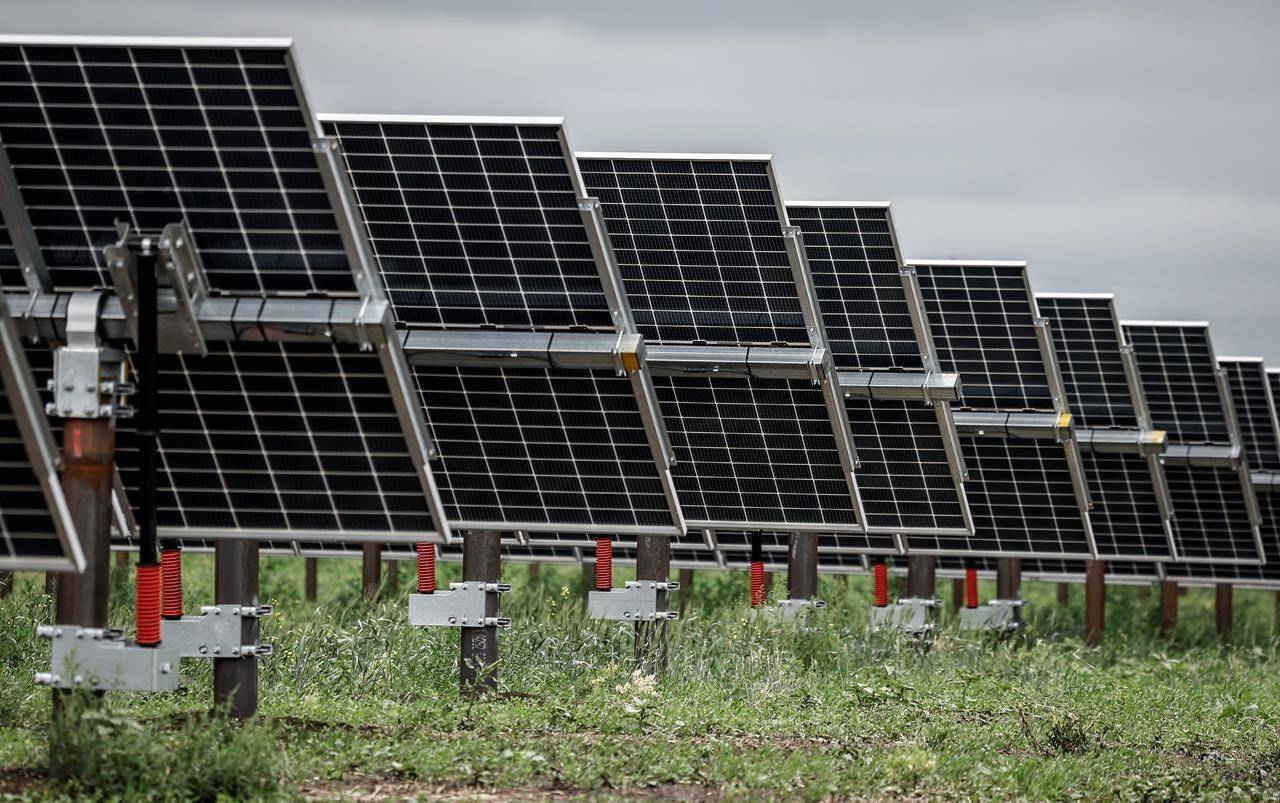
[869,597,941,636]
[587,580,680,622]
[750,597,827,624]
[35,625,182,692]
[408,582,512,628]
[160,604,274,660]
[958,599,1026,633]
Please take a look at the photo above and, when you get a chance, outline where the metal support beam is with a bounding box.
[1057,583,1070,606]
[581,560,595,600]
[1084,560,1106,646]
[788,533,819,600]
[634,535,671,674]
[1215,583,1233,642]
[1160,581,1179,639]
[527,563,540,581]
[996,558,1021,601]
[460,531,501,695]
[213,539,259,719]
[304,558,317,602]
[361,543,381,601]
[951,578,964,612]
[52,418,115,716]
[385,559,399,596]
[906,555,936,599]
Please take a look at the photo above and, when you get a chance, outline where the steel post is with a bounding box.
[634,534,670,674]
[906,555,936,599]
[788,532,819,600]
[1084,559,1106,646]
[459,531,500,695]
[213,539,259,719]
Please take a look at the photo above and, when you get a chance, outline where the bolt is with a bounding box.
[73,674,84,684]
[161,663,172,674]
[198,646,208,655]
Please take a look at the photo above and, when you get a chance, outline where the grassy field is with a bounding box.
[1,556,1279,801]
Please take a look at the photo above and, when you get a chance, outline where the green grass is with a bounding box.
[2,557,1279,801]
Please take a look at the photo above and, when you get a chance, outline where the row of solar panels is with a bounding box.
[0,35,1275,589]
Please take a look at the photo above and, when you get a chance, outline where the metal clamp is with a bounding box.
[45,292,132,420]
[870,597,942,635]
[958,599,1027,633]
[159,604,274,659]
[750,597,827,623]
[35,625,182,692]
[408,581,512,628]
[587,580,680,622]
[106,221,210,357]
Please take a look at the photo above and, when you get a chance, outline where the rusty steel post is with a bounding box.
[678,568,694,617]
[634,534,671,674]
[951,578,964,611]
[1057,583,1070,606]
[460,531,501,694]
[304,557,318,602]
[1215,583,1233,642]
[1159,581,1178,639]
[906,555,936,599]
[361,543,381,601]
[1084,560,1106,646]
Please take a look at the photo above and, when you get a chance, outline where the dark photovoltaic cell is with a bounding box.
[919,437,1091,557]
[1165,489,1279,587]
[28,340,436,538]
[1163,463,1261,564]
[911,263,1055,412]
[785,204,921,370]
[1036,295,1137,429]
[1080,451,1171,560]
[322,117,615,331]
[844,398,966,532]
[714,530,897,554]
[1220,358,1280,471]
[417,365,674,532]
[654,374,856,529]
[524,530,709,550]
[0,38,356,294]
[1020,559,1160,583]
[1123,324,1228,444]
[578,155,809,347]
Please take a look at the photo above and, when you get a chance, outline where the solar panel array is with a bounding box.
[578,155,807,347]
[323,117,682,539]
[0,38,359,295]
[909,262,1092,558]
[1123,322,1262,565]
[1036,294,1172,561]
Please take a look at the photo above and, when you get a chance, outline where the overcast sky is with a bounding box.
[6,1,1279,360]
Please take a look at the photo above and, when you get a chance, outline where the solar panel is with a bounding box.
[577,153,812,347]
[1220,358,1280,471]
[27,338,440,544]
[1123,322,1229,444]
[0,36,367,296]
[416,364,679,535]
[0,212,25,289]
[909,437,1093,558]
[714,529,897,555]
[844,397,968,533]
[910,262,1056,412]
[523,529,711,550]
[1078,451,1172,560]
[0,286,80,570]
[1163,463,1261,564]
[1035,294,1139,429]
[655,374,860,531]
[319,115,622,332]
[785,203,922,371]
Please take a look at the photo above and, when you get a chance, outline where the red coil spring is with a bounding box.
[965,567,980,609]
[416,542,437,594]
[161,548,182,619]
[135,564,162,646]
[749,561,766,607]
[873,562,889,607]
[594,537,613,590]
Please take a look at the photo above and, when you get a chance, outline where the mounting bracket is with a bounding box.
[160,604,274,659]
[958,599,1027,633]
[408,582,512,628]
[587,580,680,622]
[35,626,182,692]
[750,597,827,624]
[106,221,209,356]
[45,292,133,420]
[870,597,941,636]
